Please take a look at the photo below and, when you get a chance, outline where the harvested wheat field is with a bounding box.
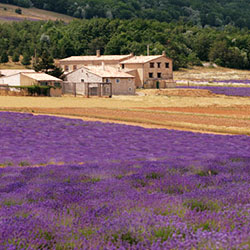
[1,88,250,135]
[174,66,250,81]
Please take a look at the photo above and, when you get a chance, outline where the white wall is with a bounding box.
[65,67,102,83]
[0,74,21,86]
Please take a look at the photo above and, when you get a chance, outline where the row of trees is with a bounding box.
[1,0,250,28]
[0,19,250,70]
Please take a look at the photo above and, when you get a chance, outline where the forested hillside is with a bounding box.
[1,19,250,70]
[1,0,250,28]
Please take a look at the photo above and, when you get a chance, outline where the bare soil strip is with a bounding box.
[137,105,250,118]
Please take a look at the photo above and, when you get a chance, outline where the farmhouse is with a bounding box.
[59,51,133,72]
[59,51,175,90]
[120,52,174,88]
[64,65,135,96]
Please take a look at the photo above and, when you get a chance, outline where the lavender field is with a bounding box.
[0,112,250,249]
[177,86,250,97]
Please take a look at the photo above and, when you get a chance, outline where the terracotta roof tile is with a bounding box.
[85,66,134,78]
[0,69,35,77]
[121,55,163,64]
[21,72,62,81]
[60,55,132,62]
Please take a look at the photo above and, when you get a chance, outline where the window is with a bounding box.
[149,73,153,78]
[150,62,154,68]
[105,78,110,83]
[128,87,132,92]
[73,65,77,70]
[157,73,162,78]
[165,62,169,68]
[116,79,120,83]
[121,64,125,69]
[81,79,84,82]
[54,82,61,88]
[64,65,69,71]
[40,82,48,86]
[157,62,161,68]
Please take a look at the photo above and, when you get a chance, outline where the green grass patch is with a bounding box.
[184,199,221,212]
[18,161,30,166]
[146,172,163,180]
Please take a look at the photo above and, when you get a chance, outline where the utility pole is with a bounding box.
[147,44,150,56]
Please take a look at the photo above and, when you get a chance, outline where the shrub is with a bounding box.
[15,8,22,14]
[11,85,53,96]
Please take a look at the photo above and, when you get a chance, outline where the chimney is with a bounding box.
[102,61,105,70]
[96,50,101,57]
[162,51,166,57]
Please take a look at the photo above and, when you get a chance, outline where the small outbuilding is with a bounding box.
[0,72,62,97]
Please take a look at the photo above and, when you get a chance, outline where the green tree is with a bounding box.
[15,8,22,15]
[34,50,64,78]
[0,51,9,63]
[12,52,20,63]
[34,50,55,73]
[21,53,31,65]
[48,66,64,78]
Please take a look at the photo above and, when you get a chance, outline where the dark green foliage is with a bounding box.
[12,52,20,62]
[146,172,163,180]
[196,169,218,177]
[47,66,64,78]
[0,19,250,70]
[21,53,31,65]
[0,51,9,63]
[34,50,55,73]
[2,0,250,28]
[26,85,52,96]
[19,161,30,166]
[154,226,175,242]
[12,85,53,96]
[15,8,22,14]
[34,50,64,78]
[184,199,220,212]
[112,231,138,245]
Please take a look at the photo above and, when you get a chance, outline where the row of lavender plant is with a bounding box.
[177,85,250,97]
[215,80,250,85]
[0,112,249,249]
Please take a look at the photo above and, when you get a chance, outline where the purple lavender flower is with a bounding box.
[0,112,249,249]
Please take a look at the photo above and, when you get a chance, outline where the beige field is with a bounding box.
[0,3,75,22]
[174,66,250,81]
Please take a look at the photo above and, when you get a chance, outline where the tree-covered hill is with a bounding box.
[1,0,250,28]
[1,19,250,70]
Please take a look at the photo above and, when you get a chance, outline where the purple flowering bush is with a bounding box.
[177,86,250,97]
[0,112,250,249]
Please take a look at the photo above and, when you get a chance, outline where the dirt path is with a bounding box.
[139,105,250,118]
